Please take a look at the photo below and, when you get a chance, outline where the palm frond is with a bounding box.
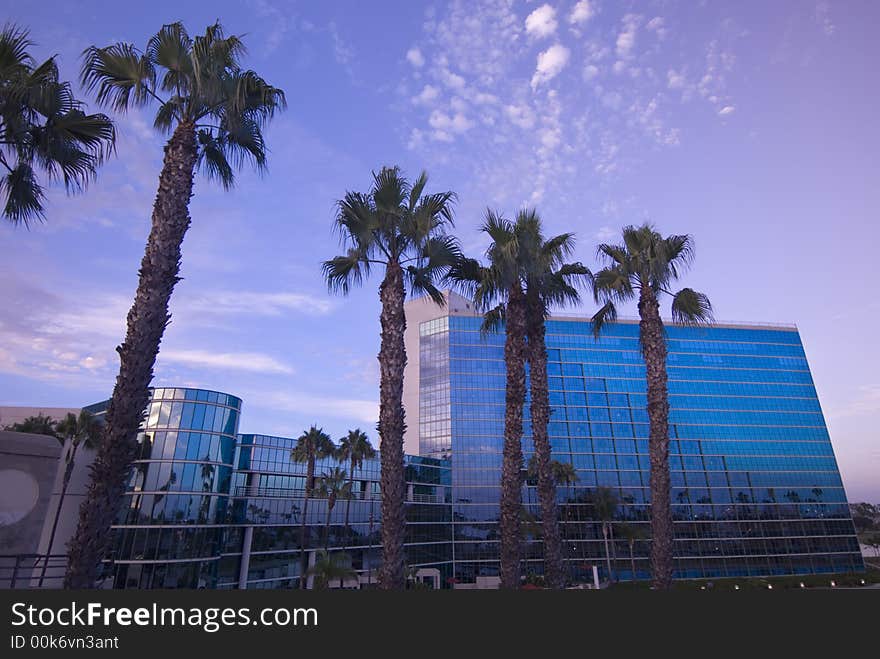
[590,301,618,338]
[1,162,44,225]
[80,43,155,113]
[323,249,369,295]
[146,22,193,94]
[671,287,714,325]
[196,129,234,188]
[591,266,635,303]
[481,303,506,336]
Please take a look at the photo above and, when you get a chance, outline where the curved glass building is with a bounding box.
[87,388,242,589]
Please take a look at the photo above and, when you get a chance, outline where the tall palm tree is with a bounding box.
[291,426,336,589]
[39,411,101,585]
[336,429,376,552]
[589,224,713,590]
[0,24,115,226]
[449,210,529,589]
[323,166,458,589]
[64,22,285,589]
[315,466,353,553]
[519,212,589,589]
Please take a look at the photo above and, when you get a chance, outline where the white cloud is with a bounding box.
[438,67,466,90]
[718,105,735,116]
[646,16,667,39]
[583,64,600,81]
[505,104,536,129]
[616,14,640,58]
[667,69,686,89]
[159,349,293,374]
[406,47,425,67]
[530,44,571,89]
[525,4,558,38]
[185,291,334,316]
[407,127,425,150]
[412,84,440,105]
[569,1,594,25]
[595,226,617,242]
[429,110,474,141]
[259,391,378,424]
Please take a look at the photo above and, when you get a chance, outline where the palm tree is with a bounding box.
[315,467,353,553]
[519,212,590,589]
[323,166,458,589]
[589,224,713,590]
[291,426,336,589]
[4,413,60,442]
[64,22,285,589]
[449,210,529,589]
[590,486,619,584]
[616,522,649,581]
[0,24,115,226]
[307,550,357,590]
[336,429,376,552]
[39,411,101,585]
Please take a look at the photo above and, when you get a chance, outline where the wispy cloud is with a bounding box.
[531,44,571,89]
[183,291,334,317]
[830,385,880,419]
[258,391,378,424]
[158,349,293,374]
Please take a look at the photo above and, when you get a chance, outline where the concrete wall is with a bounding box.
[0,431,62,556]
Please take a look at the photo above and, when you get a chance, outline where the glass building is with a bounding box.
[408,294,864,582]
[80,295,862,588]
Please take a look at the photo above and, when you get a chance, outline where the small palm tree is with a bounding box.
[616,522,649,581]
[449,210,529,589]
[315,467,354,552]
[589,224,712,590]
[0,24,115,225]
[291,426,336,589]
[39,411,101,585]
[4,413,60,442]
[336,429,376,552]
[65,22,285,589]
[590,486,619,584]
[323,166,458,589]
[307,550,357,590]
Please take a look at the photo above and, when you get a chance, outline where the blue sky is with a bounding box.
[1,1,877,501]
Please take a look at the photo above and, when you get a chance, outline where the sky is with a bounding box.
[1,0,877,502]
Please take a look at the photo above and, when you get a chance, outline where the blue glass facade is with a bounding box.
[420,313,863,582]
[87,388,242,589]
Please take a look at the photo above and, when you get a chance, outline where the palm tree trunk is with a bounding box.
[500,286,526,589]
[324,506,332,553]
[377,260,407,590]
[602,523,612,584]
[340,466,355,589]
[609,522,618,582]
[638,286,673,590]
[64,122,198,589]
[527,295,564,589]
[299,457,315,589]
[40,443,77,585]
[629,541,636,581]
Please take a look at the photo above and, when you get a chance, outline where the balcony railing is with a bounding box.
[0,554,68,589]
[232,486,442,503]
